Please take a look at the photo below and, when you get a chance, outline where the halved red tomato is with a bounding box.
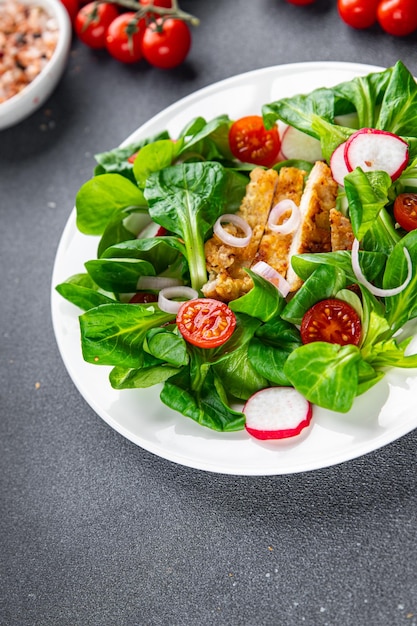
[300,299,362,346]
[393,193,417,231]
[176,298,236,348]
[229,115,281,167]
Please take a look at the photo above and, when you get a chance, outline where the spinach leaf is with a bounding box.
[110,364,181,389]
[143,327,189,367]
[144,162,231,291]
[76,173,147,236]
[100,236,186,275]
[55,273,115,311]
[284,342,363,412]
[133,139,184,189]
[84,258,156,293]
[282,264,347,325]
[229,270,285,322]
[79,303,175,367]
[213,345,268,400]
[160,367,245,432]
[93,131,170,178]
[344,168,394,242]
[384,230,417,333]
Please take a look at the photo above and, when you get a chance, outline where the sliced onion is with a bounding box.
[158,286,198,314]
[213,213,252,247]
[351,238,412,297]
[252,261,290,298]
[268,199,301,235]
[137,276,183,291]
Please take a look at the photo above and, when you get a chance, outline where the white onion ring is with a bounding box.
[158,286,198,314]
[351,238,412,297]
[268,199,301,235]
[252,261,290,298]
[137,276,183,290]
[213,214,252,247]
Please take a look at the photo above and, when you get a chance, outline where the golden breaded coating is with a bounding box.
[330,208,354,251]
[253,166,306,277]
[286,161,338,292]
[202,167,278,302]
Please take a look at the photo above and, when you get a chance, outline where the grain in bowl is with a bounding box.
[0,0,71,130]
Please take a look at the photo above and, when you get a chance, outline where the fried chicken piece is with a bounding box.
[286,161,339,292]
[252,166,306,277]
[330,208,354,251]
[202,167,278,302]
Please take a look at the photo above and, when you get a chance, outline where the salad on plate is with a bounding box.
[56,59,417,443]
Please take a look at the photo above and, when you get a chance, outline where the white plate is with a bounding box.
[51,61,417,475]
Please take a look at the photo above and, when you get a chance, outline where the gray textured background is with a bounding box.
[1,1,417,624]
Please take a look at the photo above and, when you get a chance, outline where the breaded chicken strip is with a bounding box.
[252,166,306,277]
[202,167,278,302]
[286,161,339,292]
[330,208,354,251]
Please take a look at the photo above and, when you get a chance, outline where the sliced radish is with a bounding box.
[244,387,313,440]
[281,125,323,163]
[330,141,350,186]
[344,128,409,180]
[137,222,167,238]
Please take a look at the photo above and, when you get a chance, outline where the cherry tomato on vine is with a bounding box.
[140,0,172,10]
[393,193,417,231]
[228,115,281,167]
[75,2,119,49]
[176,299,236,349]
[337,0,379,29]
[377,0,417,36]
[300,299,362,346]
[106,13,144,63]
[141,18,191,69]
[60,0,79,24]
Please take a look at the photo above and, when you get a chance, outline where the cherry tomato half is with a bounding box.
[337,0,379,29]
[229,115,281,167]
[141,18,191,69]
[176,298,236,349]
[106,13,144,63]
[75,2,119,49]
[300,299,362,346]
[393,193,417,231]
[377,0,417,36]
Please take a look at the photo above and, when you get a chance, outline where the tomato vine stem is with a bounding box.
[100,0,200,26]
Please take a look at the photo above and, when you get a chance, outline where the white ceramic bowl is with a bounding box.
[0,0,72,130]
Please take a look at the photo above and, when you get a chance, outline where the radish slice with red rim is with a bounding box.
[244,387,313,440]
[251,261,290,297]
[330,141,350,186]
[213,214,252,247]
[280,125,323,162]
[268,199,301,235]
[158,286,198,314]
[351,238,412,297]
[344,128,409,180]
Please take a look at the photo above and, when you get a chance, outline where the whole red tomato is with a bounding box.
[60,0,79,23]
[377,0,417,36]
[141,18,191,69]
[106,13,144,63]
[75,2,119,49]
[337,0,379,29]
